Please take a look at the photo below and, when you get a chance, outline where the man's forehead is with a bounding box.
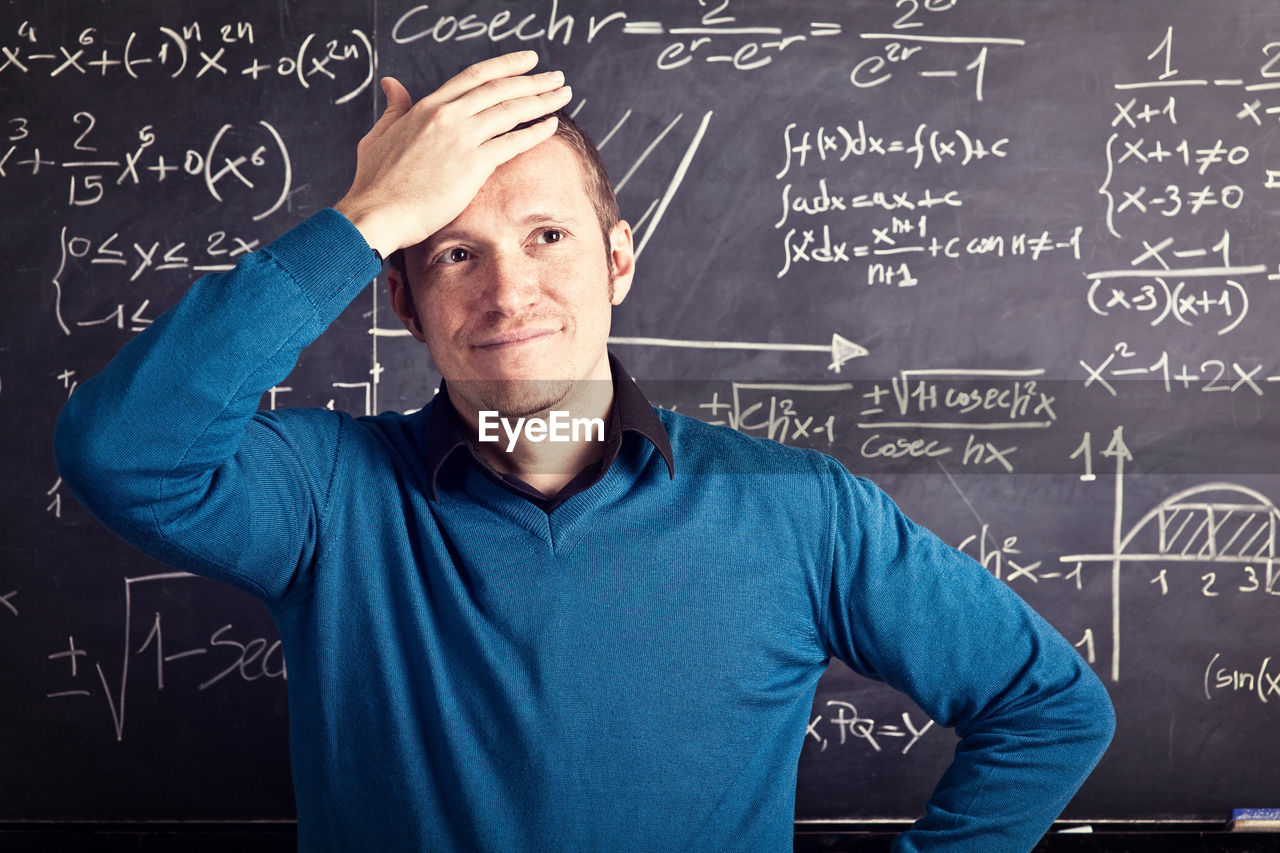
[493,135,587,185]
[460,137,586,213]
[420,137,591,247]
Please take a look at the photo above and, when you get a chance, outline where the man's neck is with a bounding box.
[455,380,616,500]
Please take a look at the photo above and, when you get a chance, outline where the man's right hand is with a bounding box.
[334,50,571,258]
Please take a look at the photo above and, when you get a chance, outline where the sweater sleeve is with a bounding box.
[53,209,382,604]
[817,460,1115,852]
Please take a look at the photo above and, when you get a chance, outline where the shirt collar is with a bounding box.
[425,353,674,501]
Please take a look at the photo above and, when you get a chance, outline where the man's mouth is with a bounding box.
[473,328,558,349]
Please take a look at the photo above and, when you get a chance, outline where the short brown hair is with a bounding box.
[389,110,618,281]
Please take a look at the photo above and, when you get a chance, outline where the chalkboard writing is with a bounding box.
[4,0,1280,828]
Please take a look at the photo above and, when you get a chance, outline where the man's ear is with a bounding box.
[608,220,634,306]
[387,262,427,343]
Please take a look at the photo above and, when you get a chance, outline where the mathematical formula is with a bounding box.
[3,19,372,103]
[43,573,285,741]
[1080,342,1280,396]
[3,112,293,220]
[804,701,935,755]
[1204,653,1280,705]
[48,226,260,336]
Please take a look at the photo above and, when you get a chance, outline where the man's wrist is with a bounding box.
[268,210,384,304]
[332,201,399,258]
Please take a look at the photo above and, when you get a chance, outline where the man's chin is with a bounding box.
[455,377,573,420]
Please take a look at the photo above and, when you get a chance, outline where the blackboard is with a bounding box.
[5,0,1280,830]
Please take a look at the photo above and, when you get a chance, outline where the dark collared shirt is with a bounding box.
[425,354,674,512]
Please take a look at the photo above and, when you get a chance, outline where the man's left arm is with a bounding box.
[817,461,1115,852]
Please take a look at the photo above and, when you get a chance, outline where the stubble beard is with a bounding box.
[462,377,574,421]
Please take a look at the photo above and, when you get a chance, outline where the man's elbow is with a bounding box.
[1087,671,1117,755]
[53,390,139,528]
[1062,661,1117,770]
[55,393,95,489]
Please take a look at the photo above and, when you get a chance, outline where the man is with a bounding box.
[55,51,1114,851]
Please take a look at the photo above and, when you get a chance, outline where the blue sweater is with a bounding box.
[55,209,1114,851]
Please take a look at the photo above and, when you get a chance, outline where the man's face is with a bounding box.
[389,138,634,420]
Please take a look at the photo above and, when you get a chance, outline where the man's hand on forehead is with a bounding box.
[334,50,571,258]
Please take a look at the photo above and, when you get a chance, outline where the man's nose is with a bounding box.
[480,251,540,315]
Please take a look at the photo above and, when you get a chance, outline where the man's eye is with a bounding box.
[439,247,472,264]
[536,229,564,245]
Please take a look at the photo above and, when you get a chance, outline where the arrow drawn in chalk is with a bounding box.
[607,332,869,372]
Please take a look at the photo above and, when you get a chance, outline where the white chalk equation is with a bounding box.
[804,701,935,755]
[1111,25,1280,98]
[841,0,1028,101]
[48,226,261,337]
[619,0,841,73]
[2,19,373,103]
[773,123,1080,284]
[3,112,293,220]
[392,0,838,73]
[390,0,1025,88]
[1080,341,1280,397]
[856,369,1055,473]
[852,32,1025,102]
[1099,130,1268,236]
[645,381,850,448]
[1096,27,1280,253]
[776,216,1081,284]
[392,0,1025,90]
[1087,272,1252,337]
[775,182,963,229]
[691,382,849,446]
[1082,232,1277,337]
[43,572,286,741]
[1061,426,1280,682]
[1204,653,1280,706]
[777,122,1010,177]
